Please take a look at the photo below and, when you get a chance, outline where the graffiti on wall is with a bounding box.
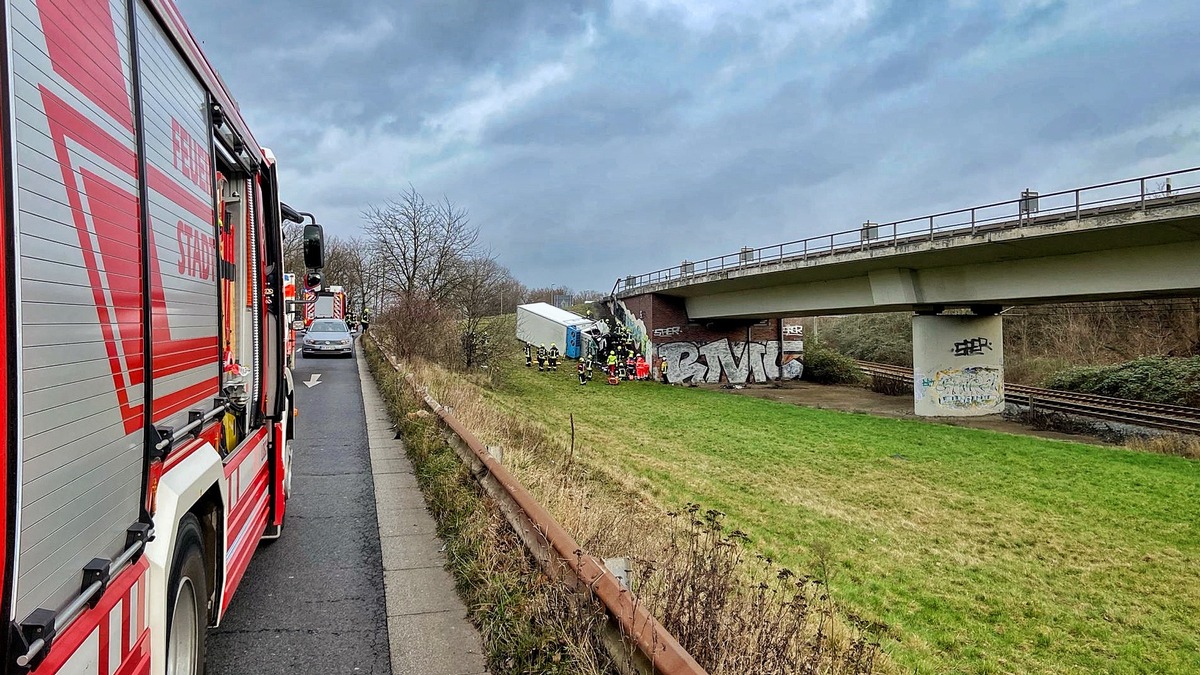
[657,339,804,384]
[611,298,651,357]
[951,337,993,357]
[653,326,682,337]
[917,366,1001,409]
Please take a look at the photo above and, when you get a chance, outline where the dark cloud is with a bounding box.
[176,0,1200,290]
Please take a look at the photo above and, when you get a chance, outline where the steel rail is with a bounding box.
[616,166,1200,294]
[371,342,707,675]
[856,361,1200,434]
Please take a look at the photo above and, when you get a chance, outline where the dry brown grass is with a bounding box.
[1126,434,1200,460]
[393,353,887,674]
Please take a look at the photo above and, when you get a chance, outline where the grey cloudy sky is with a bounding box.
[176,0,1200,291]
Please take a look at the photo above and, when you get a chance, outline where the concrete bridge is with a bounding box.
[611,167,1200,417]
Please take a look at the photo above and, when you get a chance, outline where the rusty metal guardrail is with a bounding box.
[615,166,1200,295]
[370,341,707,675]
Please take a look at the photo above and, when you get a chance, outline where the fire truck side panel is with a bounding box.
[11,0,147,623]
[30,558,150,674]
[142,439,223,673]
[133,2,219,431]
[217,428,270,616]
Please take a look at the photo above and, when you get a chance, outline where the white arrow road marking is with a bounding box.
[304,373,322,388]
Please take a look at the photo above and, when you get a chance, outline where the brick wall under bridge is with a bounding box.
[607,293,804,384]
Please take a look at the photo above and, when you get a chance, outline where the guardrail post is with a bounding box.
[1075,190,1080,220]
[1140,178,1146,209]
[970,208,976,234]
[803,239,808,259]
[928,215,934,241]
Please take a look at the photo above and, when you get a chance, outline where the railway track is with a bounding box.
[856,361,1200,435]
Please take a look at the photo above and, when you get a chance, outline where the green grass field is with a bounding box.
[486,360,1200,674]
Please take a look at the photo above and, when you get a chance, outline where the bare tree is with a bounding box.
[282,220,305,276]
[455,254,509,368]
[363,186,480,304]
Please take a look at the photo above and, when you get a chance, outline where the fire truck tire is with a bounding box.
[166,514,208,675]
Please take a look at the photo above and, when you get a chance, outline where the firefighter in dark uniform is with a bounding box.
[524,342,533,368]
[577,359,588,385]
[537,344,547,371]
[548,343,560,371]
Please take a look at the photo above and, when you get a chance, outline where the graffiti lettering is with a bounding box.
[952,337,993,357]
[658,339,804,384]
[653,326,682,337]
[931,366,1001,409]
[782,324,804,336]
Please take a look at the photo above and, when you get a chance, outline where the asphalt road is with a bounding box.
[207,344,391,674]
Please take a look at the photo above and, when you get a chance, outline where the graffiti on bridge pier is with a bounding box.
[923,366,1002,409]
[658,339,804,384]
[952,336,994,357]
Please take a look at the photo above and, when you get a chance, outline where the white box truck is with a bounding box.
[517,303,597,358]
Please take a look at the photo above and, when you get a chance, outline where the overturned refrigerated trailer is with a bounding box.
[515,303,599,359]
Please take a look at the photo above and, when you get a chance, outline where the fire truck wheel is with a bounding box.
[167,514,208,675]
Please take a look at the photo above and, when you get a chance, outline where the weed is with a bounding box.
[635,506,879,674]
[367,340,888,674]
[868,374,912,397]
[1126,433,1200,460]
[365,344,617,674]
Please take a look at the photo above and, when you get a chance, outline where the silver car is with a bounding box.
[301,318,355,358]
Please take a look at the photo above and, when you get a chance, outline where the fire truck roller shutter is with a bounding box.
[134,1,220,436]
[10,0,148,622]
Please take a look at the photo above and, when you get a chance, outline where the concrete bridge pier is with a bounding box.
[912,309,1004,417]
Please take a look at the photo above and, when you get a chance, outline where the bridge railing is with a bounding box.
[615,166,1200,295]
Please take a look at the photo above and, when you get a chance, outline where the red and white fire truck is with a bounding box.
[302,286,346,327]
[0,0,322,673]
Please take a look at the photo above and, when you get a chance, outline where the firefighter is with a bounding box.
[660,357,670,384]
[607,351,618,377]
[625,354,636,381]
[548,343,560,371]
[524,342,533,368]
[361,308,371,333]
[577,359,588,385]
[537,344,547,371]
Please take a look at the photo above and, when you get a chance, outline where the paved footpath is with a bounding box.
[207,344,487,674]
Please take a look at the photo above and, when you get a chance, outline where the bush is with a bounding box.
[803,344,864,385]
[819,313,913,366]
[1046,356,1200,406]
